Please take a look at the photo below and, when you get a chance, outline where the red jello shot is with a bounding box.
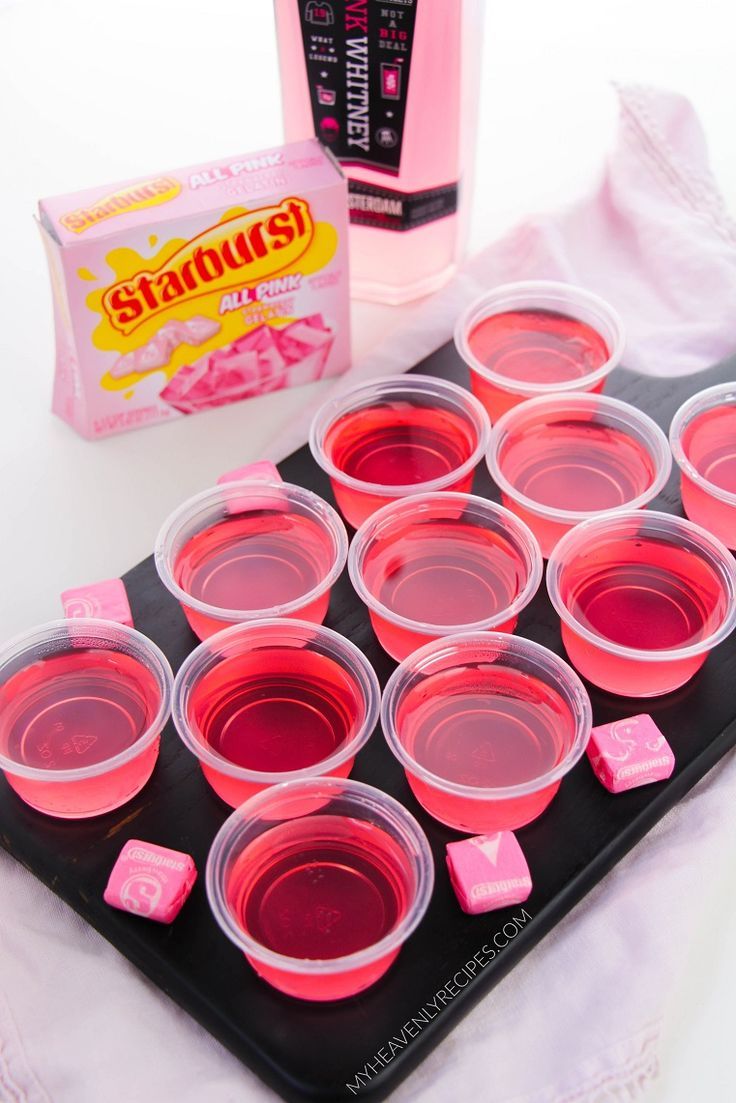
[206,776,434,1001]
[349,492,542,660]
[0,619,172,818]
[670,382,736,550]
[381,632,592,833]
[155,478,347,640]
[486,393,672,557]
[454,281,625,421]
[309,374,491,527]
[172,619,380,807]
[547,511,736,697]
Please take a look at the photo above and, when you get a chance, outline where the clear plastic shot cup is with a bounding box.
[155,479,348,640]
[547,510,736,697]
[454,280,626,421]
[205,776,435,1001]
[381,632,592,833]
[348,492,543,660]
[0,618,173,818]
[308,374,491,528]
[172,619,380,807]
[486,392,672,557]
[669,382,736,550]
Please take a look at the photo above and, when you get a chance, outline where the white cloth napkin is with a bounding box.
[2,84,736,1103]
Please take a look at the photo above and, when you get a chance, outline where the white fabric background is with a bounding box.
[1,85,736,1103]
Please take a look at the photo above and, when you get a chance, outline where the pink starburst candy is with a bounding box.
[61,578,133,626]
[586,713,676,793]
[217,460,287,514]
[446,831,532,915]
[104,839,197,923]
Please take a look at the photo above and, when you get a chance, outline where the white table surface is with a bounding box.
[1,1,735,1099]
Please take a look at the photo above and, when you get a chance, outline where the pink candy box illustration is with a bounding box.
[37,140,349,439]
[161,314,334,414]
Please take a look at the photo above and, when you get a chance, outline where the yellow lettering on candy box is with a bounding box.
[37,142,350,440]
[59,177,182,235]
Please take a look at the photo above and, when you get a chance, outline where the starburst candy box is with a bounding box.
[37,139,350,439]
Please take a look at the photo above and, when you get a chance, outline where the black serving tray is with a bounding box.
[1,342,735,1102]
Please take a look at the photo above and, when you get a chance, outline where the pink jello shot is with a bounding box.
[586,714,675,793]
[454,281,625,421]
[206,777,434,1001]
[349,492,542,660]
[547,511,736,697]
[486,393,672,557]
[172,619,380,807]
[670,382,736,550]
[309,375,491,528]
[0,619,172,818]
[446,831,532,914]
[155,476,347,640]
[381,632,592,833]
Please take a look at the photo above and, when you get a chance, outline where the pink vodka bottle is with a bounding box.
[274,1,484,304]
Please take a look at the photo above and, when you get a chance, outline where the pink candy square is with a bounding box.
[104,840,197,924]
[61,578,133,626]
[586,714,676,793]
[446,832,532,915]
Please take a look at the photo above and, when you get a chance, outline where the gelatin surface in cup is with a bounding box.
[547,512,736,696]
[674,397,736,549]
[0,628,169,818]
[323,403,477,490]
[455,282,625,421]
[468,309,610,386]
[189,647,363,773]
[309,376,490,527]
[396,664,574,790]
[681,404,736,496]
[173,512,335,635]
[206,777,434,1000]
[174,620,379,807]
[156,481,347,640]
[487,394,671,556]
[322,403,477,526]
[349,493,542,660]
[382,633,591,833]
[226,816,411,962]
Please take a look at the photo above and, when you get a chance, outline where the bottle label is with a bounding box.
[348,179,459,231]
[295,0,421,175]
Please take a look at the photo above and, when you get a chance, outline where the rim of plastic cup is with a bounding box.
[486,392,673,523]
[308,374,491,497]
[669,382,736,507]
[205,775,435,975]
[172,619,381,783]
[381,631,592,801]
[547,509,736,662]
[0,618,173,783]
[454,280,626,398]
[154,480,348,623]
[348,492,543,635]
